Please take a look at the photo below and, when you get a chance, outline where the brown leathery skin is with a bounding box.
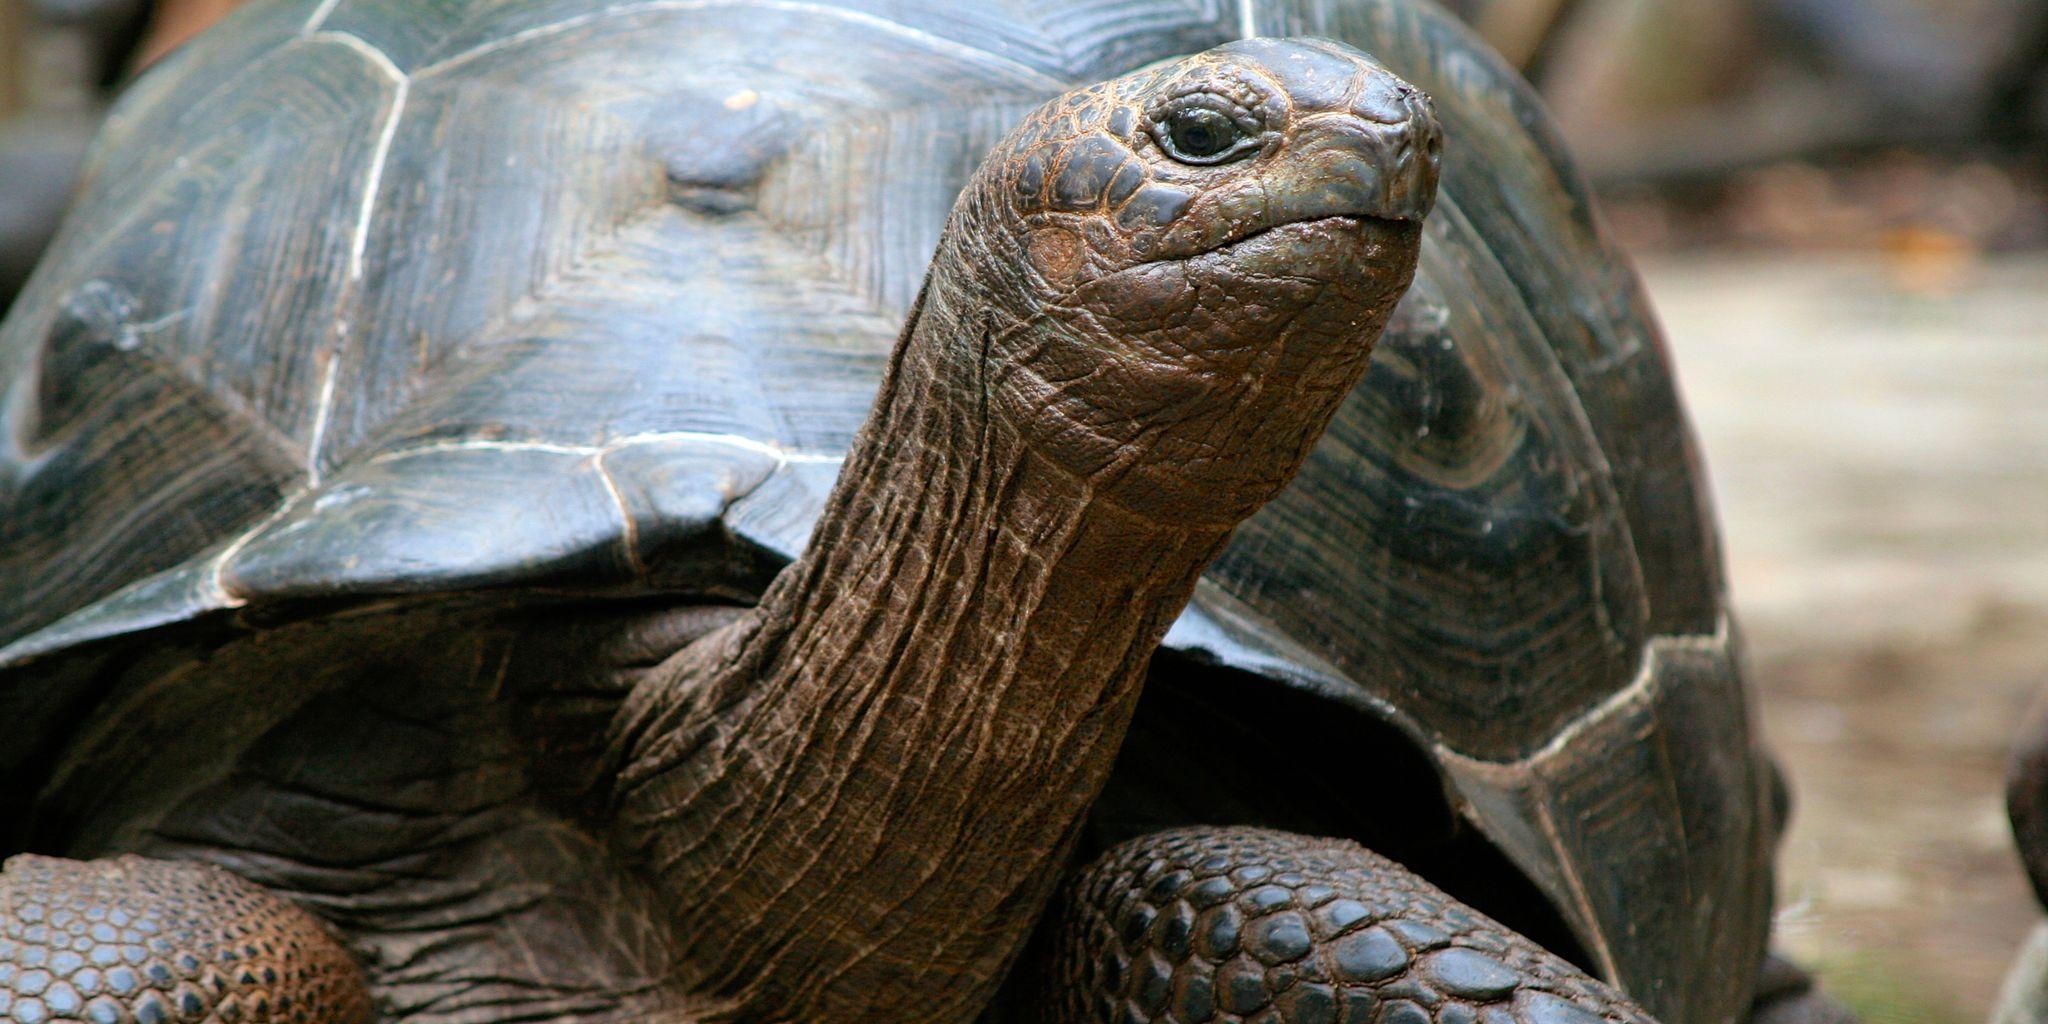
[606,39,1439,1023]
[981,38,1438,524]
[0,856,368,1024]
[1010,827,1656,1024]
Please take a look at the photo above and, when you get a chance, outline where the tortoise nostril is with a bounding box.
[1349,72,1421,126]
[1378,91,1444,168]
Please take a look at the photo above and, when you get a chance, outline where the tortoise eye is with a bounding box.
[1168,109,1238,158]
[1154,98,1258,165]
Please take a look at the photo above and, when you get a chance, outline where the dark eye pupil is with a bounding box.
[1169,109,1239,158]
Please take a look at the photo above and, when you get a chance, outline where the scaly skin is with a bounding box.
[1011,828,1656,1024]
[0,857,367,1024]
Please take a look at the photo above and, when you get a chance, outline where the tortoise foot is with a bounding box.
[1021,826,1659,1023]
[1747,955,1857,1024]
[0,855,370,1024]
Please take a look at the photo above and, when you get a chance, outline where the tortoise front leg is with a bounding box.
[0,856,369,1024]
[1016,827,1659,1024]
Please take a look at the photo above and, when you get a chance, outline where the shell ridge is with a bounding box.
[301,0,345,34]
[34,36,371,314]
[304,350,344,485]
[414,0,1070,89]
[1435,618,1728,771]
[1522,786,1621,981]
[304,29,408,83]
[301,30,410,479]
[589,450,649,577]
[30,282,310,468]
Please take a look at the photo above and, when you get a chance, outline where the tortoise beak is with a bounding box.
[1156,82,1442,259]
[1281,103,1442,225]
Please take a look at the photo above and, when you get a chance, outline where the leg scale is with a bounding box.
[0,856,369,1024]
[1023,826,1661,1024]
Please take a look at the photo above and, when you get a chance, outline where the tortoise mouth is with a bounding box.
[1192,211,1410,259]
[1205,213,1363,253]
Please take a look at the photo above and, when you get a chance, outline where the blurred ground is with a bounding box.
[1641,252,2048,1022]
[1563,0,2048,1011]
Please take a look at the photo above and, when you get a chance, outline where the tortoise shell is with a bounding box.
[0,2,1775,1021]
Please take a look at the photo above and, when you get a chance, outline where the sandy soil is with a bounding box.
[1640,253,2048,1022]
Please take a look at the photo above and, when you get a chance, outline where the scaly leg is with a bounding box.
[0,856,369,1024]
[1021,826,1659,1023]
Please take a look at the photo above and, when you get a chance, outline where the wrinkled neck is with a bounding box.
[609,274,1229,1022]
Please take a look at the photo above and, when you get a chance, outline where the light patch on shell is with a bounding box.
[722,89,760,111]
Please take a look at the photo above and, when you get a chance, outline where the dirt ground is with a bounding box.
[1639,253,2048,1022]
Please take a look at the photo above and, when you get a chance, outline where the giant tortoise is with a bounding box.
[0,1,1819,1022]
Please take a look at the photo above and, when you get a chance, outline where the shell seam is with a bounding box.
[1491,617,1731,770]
[356,432,845,468]
[301,30,408,479]
[304,352,343,485]
[305,31,405,84]
[301,0,344,34]
[413,0,1068,90]
[160,427,853,609]
[1435,618,1732,993]
[589,451,649,577]
[203,503,306,609]
[311,31,411,282]
[1526,789,1620,982]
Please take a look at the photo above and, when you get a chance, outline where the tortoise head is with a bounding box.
[929,38,1441,526]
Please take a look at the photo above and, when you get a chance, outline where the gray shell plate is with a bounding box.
[0,1,1771,1020]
